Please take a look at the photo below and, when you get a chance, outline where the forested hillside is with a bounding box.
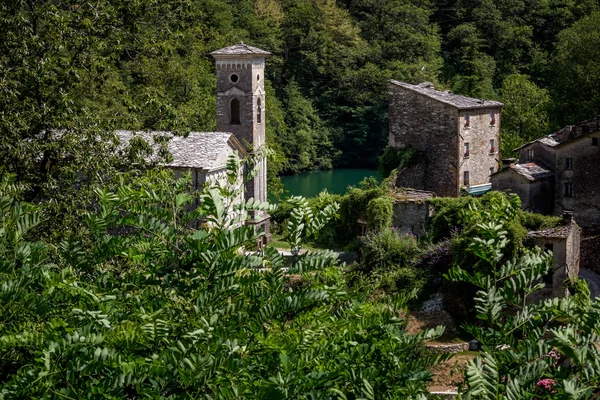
[1,0,599,196]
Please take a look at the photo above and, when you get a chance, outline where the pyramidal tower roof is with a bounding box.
[211,43,271,57]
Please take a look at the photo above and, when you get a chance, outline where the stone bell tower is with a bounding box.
[211,43,271,239]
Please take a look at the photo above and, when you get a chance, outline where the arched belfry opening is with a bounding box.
[257,98,262,124]
[230,98,240,124]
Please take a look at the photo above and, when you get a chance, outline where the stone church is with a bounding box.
[388,80,503,197]
[117,43,271,239]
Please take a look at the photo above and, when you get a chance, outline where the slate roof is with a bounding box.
[393,188,436,202]
[510,162,554,181]
[528,225,572,239]
[211,43,271,56]
[115,130,239,170]
[515,117,600,150]
[390,80,503,110]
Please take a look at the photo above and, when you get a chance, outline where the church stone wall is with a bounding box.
[388,83,459,197]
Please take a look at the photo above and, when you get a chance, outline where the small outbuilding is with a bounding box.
[528,212,581,297]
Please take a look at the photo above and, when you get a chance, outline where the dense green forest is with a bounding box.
[2,0,599,198]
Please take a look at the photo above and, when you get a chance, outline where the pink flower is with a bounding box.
[537,378,556,391]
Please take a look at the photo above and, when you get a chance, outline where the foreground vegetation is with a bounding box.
[2,161,600,398]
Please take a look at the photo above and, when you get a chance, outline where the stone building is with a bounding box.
[492,118,600,232]
[388,81,503,197]
[528,213,581,297]
[116,43,271,239]
[391,189,435,236]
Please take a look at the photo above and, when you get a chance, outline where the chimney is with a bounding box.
[501,158,516,170]
[563,210,574,224]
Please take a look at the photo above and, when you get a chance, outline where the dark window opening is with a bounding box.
[230,98,241,124]
[564,182,573,197]
[593,137,599,146]
[489,166,494,175]
[464,114,470,128]
[489,139,495,154]
[463,170,470,186]
[257,98,262,124]
[527,148,534,160]
[464,142,470,158]
[566,158,573,170]
[490,111,496,125]
[257,74,260,81]
[230,74,239,83]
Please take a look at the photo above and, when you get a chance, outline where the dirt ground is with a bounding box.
[428,352,476,392]
[405,309,476,392]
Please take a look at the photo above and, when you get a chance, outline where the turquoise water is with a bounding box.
[279,169,380,198]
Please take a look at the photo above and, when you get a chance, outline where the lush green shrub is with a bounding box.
[352,229,427,295]
[0,162,447,398]
[518,210,564,231]
[366,196,393,230]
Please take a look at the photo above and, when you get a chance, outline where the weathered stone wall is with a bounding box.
[394,161,426,192]
[530,179,555,215]
[554,133,600,233]
[388,83,459,197]
[518,142,556,168]
[491,169,532,209]
[458,109,500,188]
[581,235,600,274]
[391,201,430,236]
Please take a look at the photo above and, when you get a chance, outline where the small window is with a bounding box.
[565,158,573,170]
[489,166,494,175]
[527,148,534,160]
[489,139,495,154]
[464,142,470,158]
[230,73,239,83]
[593,137,599,146]
[463,170,470,186]
[230,98,241,124]
[464,114,470,128]
[564,182,573,197]
[257,98,262,124]
[257,74,261,81]
[490,111,496,125]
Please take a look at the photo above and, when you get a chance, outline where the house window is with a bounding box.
[230,73,239,83]
[489,166,494,175]
[564,182,573,197]
[490,111,496,125]
[565,157,573,170]
[593,137,599,146]
[463,170,470,186]
[464,142,470,158]
[257,74,261,82]
[489,139,495,154]
[257,98,262,124]
[230,98,241,124]
[464,114,470,128]
[527,148,534,160]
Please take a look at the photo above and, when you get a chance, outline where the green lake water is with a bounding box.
[279,169,380,198]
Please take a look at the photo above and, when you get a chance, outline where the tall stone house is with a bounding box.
[492,118,600,233]
[117,43,271,239]
[388,81,503,197]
